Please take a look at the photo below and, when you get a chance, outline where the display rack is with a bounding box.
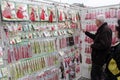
[0,0,82,80]
[1,0,120,80]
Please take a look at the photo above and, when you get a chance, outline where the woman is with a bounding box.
[105,19,120,80]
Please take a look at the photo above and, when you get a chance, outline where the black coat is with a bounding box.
[85,22,112,66]
[105,42,120,80]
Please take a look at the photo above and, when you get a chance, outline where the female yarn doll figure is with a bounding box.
[2,2,12,19]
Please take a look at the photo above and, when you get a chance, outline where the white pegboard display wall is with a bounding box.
[80,4,120,79]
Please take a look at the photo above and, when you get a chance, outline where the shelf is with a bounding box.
[18,64,59,80]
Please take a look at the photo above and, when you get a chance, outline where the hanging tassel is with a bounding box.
[30,8,35,21]
[40,9,45,20]
[76,14,79,21]
[49,11,53,22]
[4,28,9,38]
[7,49,11,63]
[59,11,63,21]
[64,12,67,20]
[14,47,17,61]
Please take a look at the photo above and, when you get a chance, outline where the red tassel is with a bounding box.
[7,49,11,63]
[49,11,53,22]
[30,8,35,21]
[40,9,45,20]
[59,11,63,21]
